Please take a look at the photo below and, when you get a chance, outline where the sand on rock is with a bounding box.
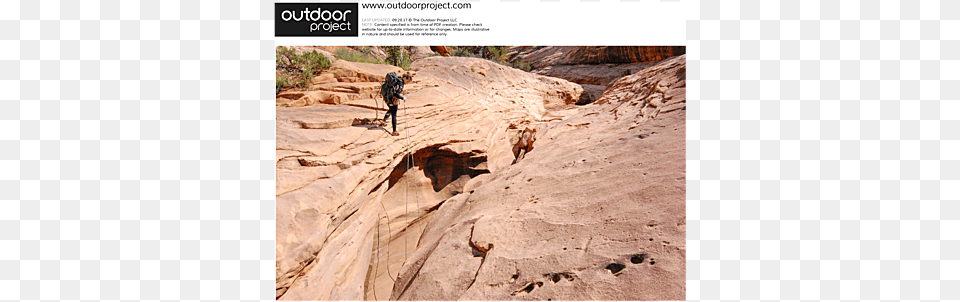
[276,50,685,301]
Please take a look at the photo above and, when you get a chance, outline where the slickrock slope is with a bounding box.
[514,46,685,105]
[276,56,583,300]
[389,55,686,301]
[515,46,685,69]
[276,51,685,301]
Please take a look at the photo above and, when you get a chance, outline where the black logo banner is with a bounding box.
[275,3,359,37]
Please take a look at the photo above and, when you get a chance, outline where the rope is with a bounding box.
[373,214,379,301]
[375,78,431,299]
[404,138,408,263]
[373,182,397,300]
[403,100,414,250]
[400,95,412,269]
[379,197,397,283]
[403,102,426,236]
[388,84,429,284]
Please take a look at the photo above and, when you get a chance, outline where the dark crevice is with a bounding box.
[465,220,492,291]
[394,263,423,300]
[511,281,543,296]
[382,145,489,193]
[426,199,446,212]
[518,283,535,295]
[471,243,486,258]
[606,262,625,275]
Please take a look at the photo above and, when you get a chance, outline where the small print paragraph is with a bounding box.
[360,17,490,36]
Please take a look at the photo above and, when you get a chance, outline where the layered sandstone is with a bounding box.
[513,46,685,105]
[390,54,686,301]
[515,46,685,69]
[276,56,582,300]
[276,52,685,301]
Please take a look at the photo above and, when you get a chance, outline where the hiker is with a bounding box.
[380,72,412,136]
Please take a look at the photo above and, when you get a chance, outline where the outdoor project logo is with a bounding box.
[275,3,359,37]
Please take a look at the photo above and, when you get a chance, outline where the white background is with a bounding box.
[3,0,957,301]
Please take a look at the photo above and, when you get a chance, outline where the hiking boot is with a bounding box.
[392,131,400,136]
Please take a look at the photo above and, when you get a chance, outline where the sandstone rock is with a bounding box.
[328,60,404,83]
[275,90,355,106]
[533,62,658,86]
[577,84,607,105]
[278,77,434,109]
[276,53,684,301]
[388,54,686,301]
[561,46,684,65]
[408,46,436,61]
[276,56,584,300]
[277,150,312,163]
[512,47,685,106]
[312,73,338,85]
[430,46,450,56]
[312,82,382,98]
[515,46,685,69]
[278,103,374,130]
[596,55,686,120]
[277,163,342,196]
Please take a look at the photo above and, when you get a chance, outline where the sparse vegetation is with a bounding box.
[484,46,510,62]
[276,46,331,89]
[335,47,384,64]
[276,73,292,88]
[447,46,534,72]
[508,61,533,72]
[383,46,413,70]
[449,46,478,58]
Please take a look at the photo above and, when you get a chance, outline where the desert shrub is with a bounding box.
[512,61,533,72]
[448,46,477,58]
[448,46,510,61]
[276,73,292,88]
[383,46,412,70]
[276,46,331,89]
[484,46,510,62]
[335,47,383,64]
[449,46,534,72]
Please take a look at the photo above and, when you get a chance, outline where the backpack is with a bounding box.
[381,72,404,106]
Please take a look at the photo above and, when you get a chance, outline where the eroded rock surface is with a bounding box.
[390,54,686,301]
[276,52,685,301]
[276,56,583,301]
[515,46,685,69]
[513,46,685,106]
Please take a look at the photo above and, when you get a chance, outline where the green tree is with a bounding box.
[276,46,331,89]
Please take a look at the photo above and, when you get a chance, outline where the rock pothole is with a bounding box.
[605,263,626,275]
[511,281,544,296]
[546,272,575,283]
[381,144,489,194]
